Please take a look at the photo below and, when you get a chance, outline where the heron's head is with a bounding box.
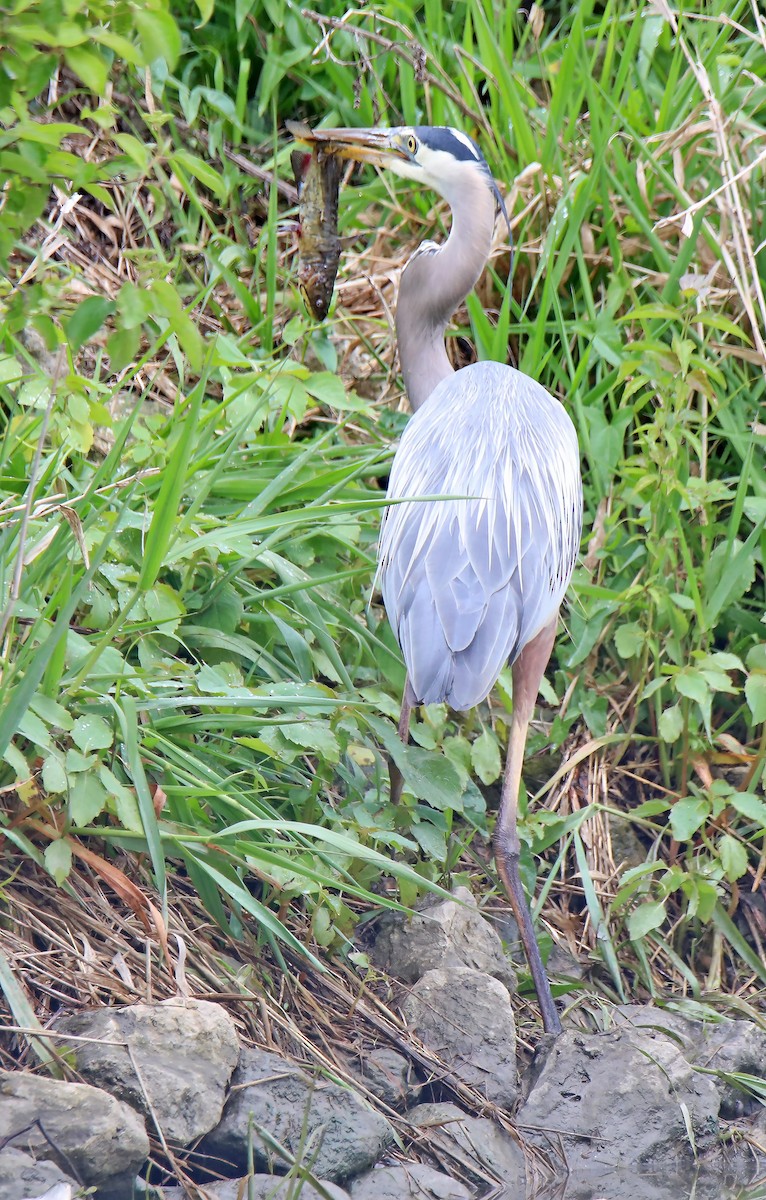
[296,125,507,219]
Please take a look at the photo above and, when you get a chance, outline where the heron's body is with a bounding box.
[379,360,581,710]
[295,123,583,1034]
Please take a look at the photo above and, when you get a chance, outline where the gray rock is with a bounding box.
[350,1162,471,1200]
[372,887,516,990]
[201,1047,393,1183]
[0,1149,78,1200]
[163,1177,349,1199]
[692,1019,766,1117]
[612,1007,766,1119]
[609,1002,704,1046]
[401,968,517,1108]
[548,1167,732,1200]
[0,1069,149,1196]
[517,1029,720,1187]
[356,1047,420,1110]
[406,1102,525,1192]
[56,997,239,1144]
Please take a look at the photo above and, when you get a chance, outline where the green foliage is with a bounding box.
[1,0,765,1001]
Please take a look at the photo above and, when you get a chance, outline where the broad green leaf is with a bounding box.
[112,134,151,171]
[107,325,141,374]
[746,646,766,672]
[0,355,23,384]
[615,621,644,659]
[304,372,348,408]
[669,797,708,842]
[69,774,108,825]
[718,835,748,884]
[66,749,95,772]
[149,280,204,372]
[64,46,108,93]
[145,584,186,630]
[42,753,68,795]
[631,798,671,818]
[371,714,463,811]
[194,0,214,21]
[728,793,766,828]
[471,728,501,786]
[65,296,115,351]
[44,839,72,885]
[18,709,52,750]
[673,669,709,705]
[71,714,113,753]
[134,8,181,68]
[99,766,143,833]
[628,900,666,941]
[745,673,766,724]
[658,703,684,743]
[412,823,448,861]
[277,721,341,764]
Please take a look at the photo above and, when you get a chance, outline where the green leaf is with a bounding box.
[628,900,666,941]
[718,835,748,884]
[148,280,204,373]
[134,9,181,68]
[412,822,447,861]
[107,325,141,374]
[64,46,108,93]
[145,583,186,631]
[745,673,766,724]
[69,773,108,825]
[674,668,709,705]
[370,714,462,811]
[746,646,766,672]
[139,374,205,589]
[42,753,68,795]
[19,709,52,750]
[194,0,214,22]
[471,728,501,786]
[396,743,463,810]
[99,766,142,833]
[658,703,684,743]
[113,133,151,171]
[71,714,113,753]
[44,839,72,886]
[304,372,348,409]
[0,355,23,384]
[728,793,766,828]
[669,797,708,842]
[170,150,227,202]
[65,296,115,351]
[615,621,644,659]
[711,903,766,984]
[278,720,340,764]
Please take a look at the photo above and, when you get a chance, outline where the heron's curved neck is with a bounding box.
[395,175,496,411]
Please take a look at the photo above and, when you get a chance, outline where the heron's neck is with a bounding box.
[395,176,496,411]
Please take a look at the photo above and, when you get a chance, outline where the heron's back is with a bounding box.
[378,360,582,710]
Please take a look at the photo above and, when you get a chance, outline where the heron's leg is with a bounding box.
[494,619,562,1036]
[390,675,416,805]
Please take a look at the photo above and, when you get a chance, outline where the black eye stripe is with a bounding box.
[413,126,483,164]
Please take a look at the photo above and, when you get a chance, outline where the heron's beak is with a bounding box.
[286,123,408,169]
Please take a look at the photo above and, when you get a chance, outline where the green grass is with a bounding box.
[0,0,765,1035]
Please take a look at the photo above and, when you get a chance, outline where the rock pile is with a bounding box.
[2,889,765,1200]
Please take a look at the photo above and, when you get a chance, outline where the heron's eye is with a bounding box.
[406,134,418,155]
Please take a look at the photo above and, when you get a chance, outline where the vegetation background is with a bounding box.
[1,0,765,1096]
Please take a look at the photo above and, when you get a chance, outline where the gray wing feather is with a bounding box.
[378,360,582,710]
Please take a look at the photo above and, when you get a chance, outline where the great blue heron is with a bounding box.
[301,125,582,1036]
